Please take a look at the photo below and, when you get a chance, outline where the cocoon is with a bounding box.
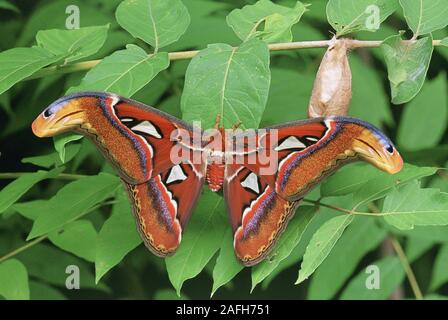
[308,37,352,118]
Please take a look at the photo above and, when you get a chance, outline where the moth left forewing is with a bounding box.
[113,100,197,178]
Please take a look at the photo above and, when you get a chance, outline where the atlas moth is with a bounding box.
[32,92,403,266]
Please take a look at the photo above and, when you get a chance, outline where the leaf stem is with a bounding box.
[302,198,379,216]
[0,172,88,180]
[27,39,443,80]
[0,235,47,264]
[390,237,424,300]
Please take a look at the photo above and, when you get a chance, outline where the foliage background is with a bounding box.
[0,0,447,300]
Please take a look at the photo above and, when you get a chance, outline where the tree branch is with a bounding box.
[27,39,443,81]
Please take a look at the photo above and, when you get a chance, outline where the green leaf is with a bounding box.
[69,45,169,97]
[349,55,393,126]
[326,0,398,36]
[181,39,270,129]
[261,68,314,126]
[48,220,98,262]
[22,144,81,169]
[53,133,83,163]
[398,73,447,151]
[95,191,142,283]
[399,0,448,37]
[340,256,404,299]
[430,243,448,291]
[441,37,448,47]
[28,173,120,239]
[13,200,47,221]
[0,167,64,214]
[251,206,315,291]
[0,0,19,13]
[226,0,307,43]
[382,181,448,230]
[17,0,113,46]
[0,47,62,96]
[154,289,189,300]
[321,163,378,197]
[296,214,354,285]
[352,164,437,209]
[308,217,386,299]
[211,228,244,297]
[261,195,349,289]
[382,33,433,104]
[406,235,435,261]
[166,190,227,295]
[324,163,436,201]
[36,25,109,63]
[17,244,108,292]
[29,281,65,300]
[0,259,29,300]
[116,0,190,49]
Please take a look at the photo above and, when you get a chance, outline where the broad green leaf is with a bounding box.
[0,47,62,96]
[389,224,448,243]
[406,235,435,261]
[441,37,448,46]
[430,243,448,291]
[352,164,437,209]
[0,259,29,300]
[382,181,448,230]
[251,206,315,291]
[48,220,98,262]
[321,163,378,197]
[308,217,386,299]
[261,68,314,126]
[116,0,190,49]
[69,44,169,97]
[398,73,447,151]
[382,33,433,104]
[181,39,270,129]
[36,25,109,63]
[261,195,349,290]
[340,256,404,299]
[53,133,83,163]
[28,173,120,239]
[17,0,113,46]
[16,244,108,291]
[211,228,244,297]
[166,190,227,295]
[0,0,19,13]
[349,55,393,126]
[226,0,307,43]
[0,167,63,214]
[154,289,188,300]
[399,0,448,37]
[13,200,47,221]
[29,281,65,300]
[165,0,240,52]
[296,214,354,284]
[22,144,81,169]
[95,191,142,283]
[326,0,398,36]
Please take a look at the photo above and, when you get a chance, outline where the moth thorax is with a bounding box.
[206,163,225,192]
